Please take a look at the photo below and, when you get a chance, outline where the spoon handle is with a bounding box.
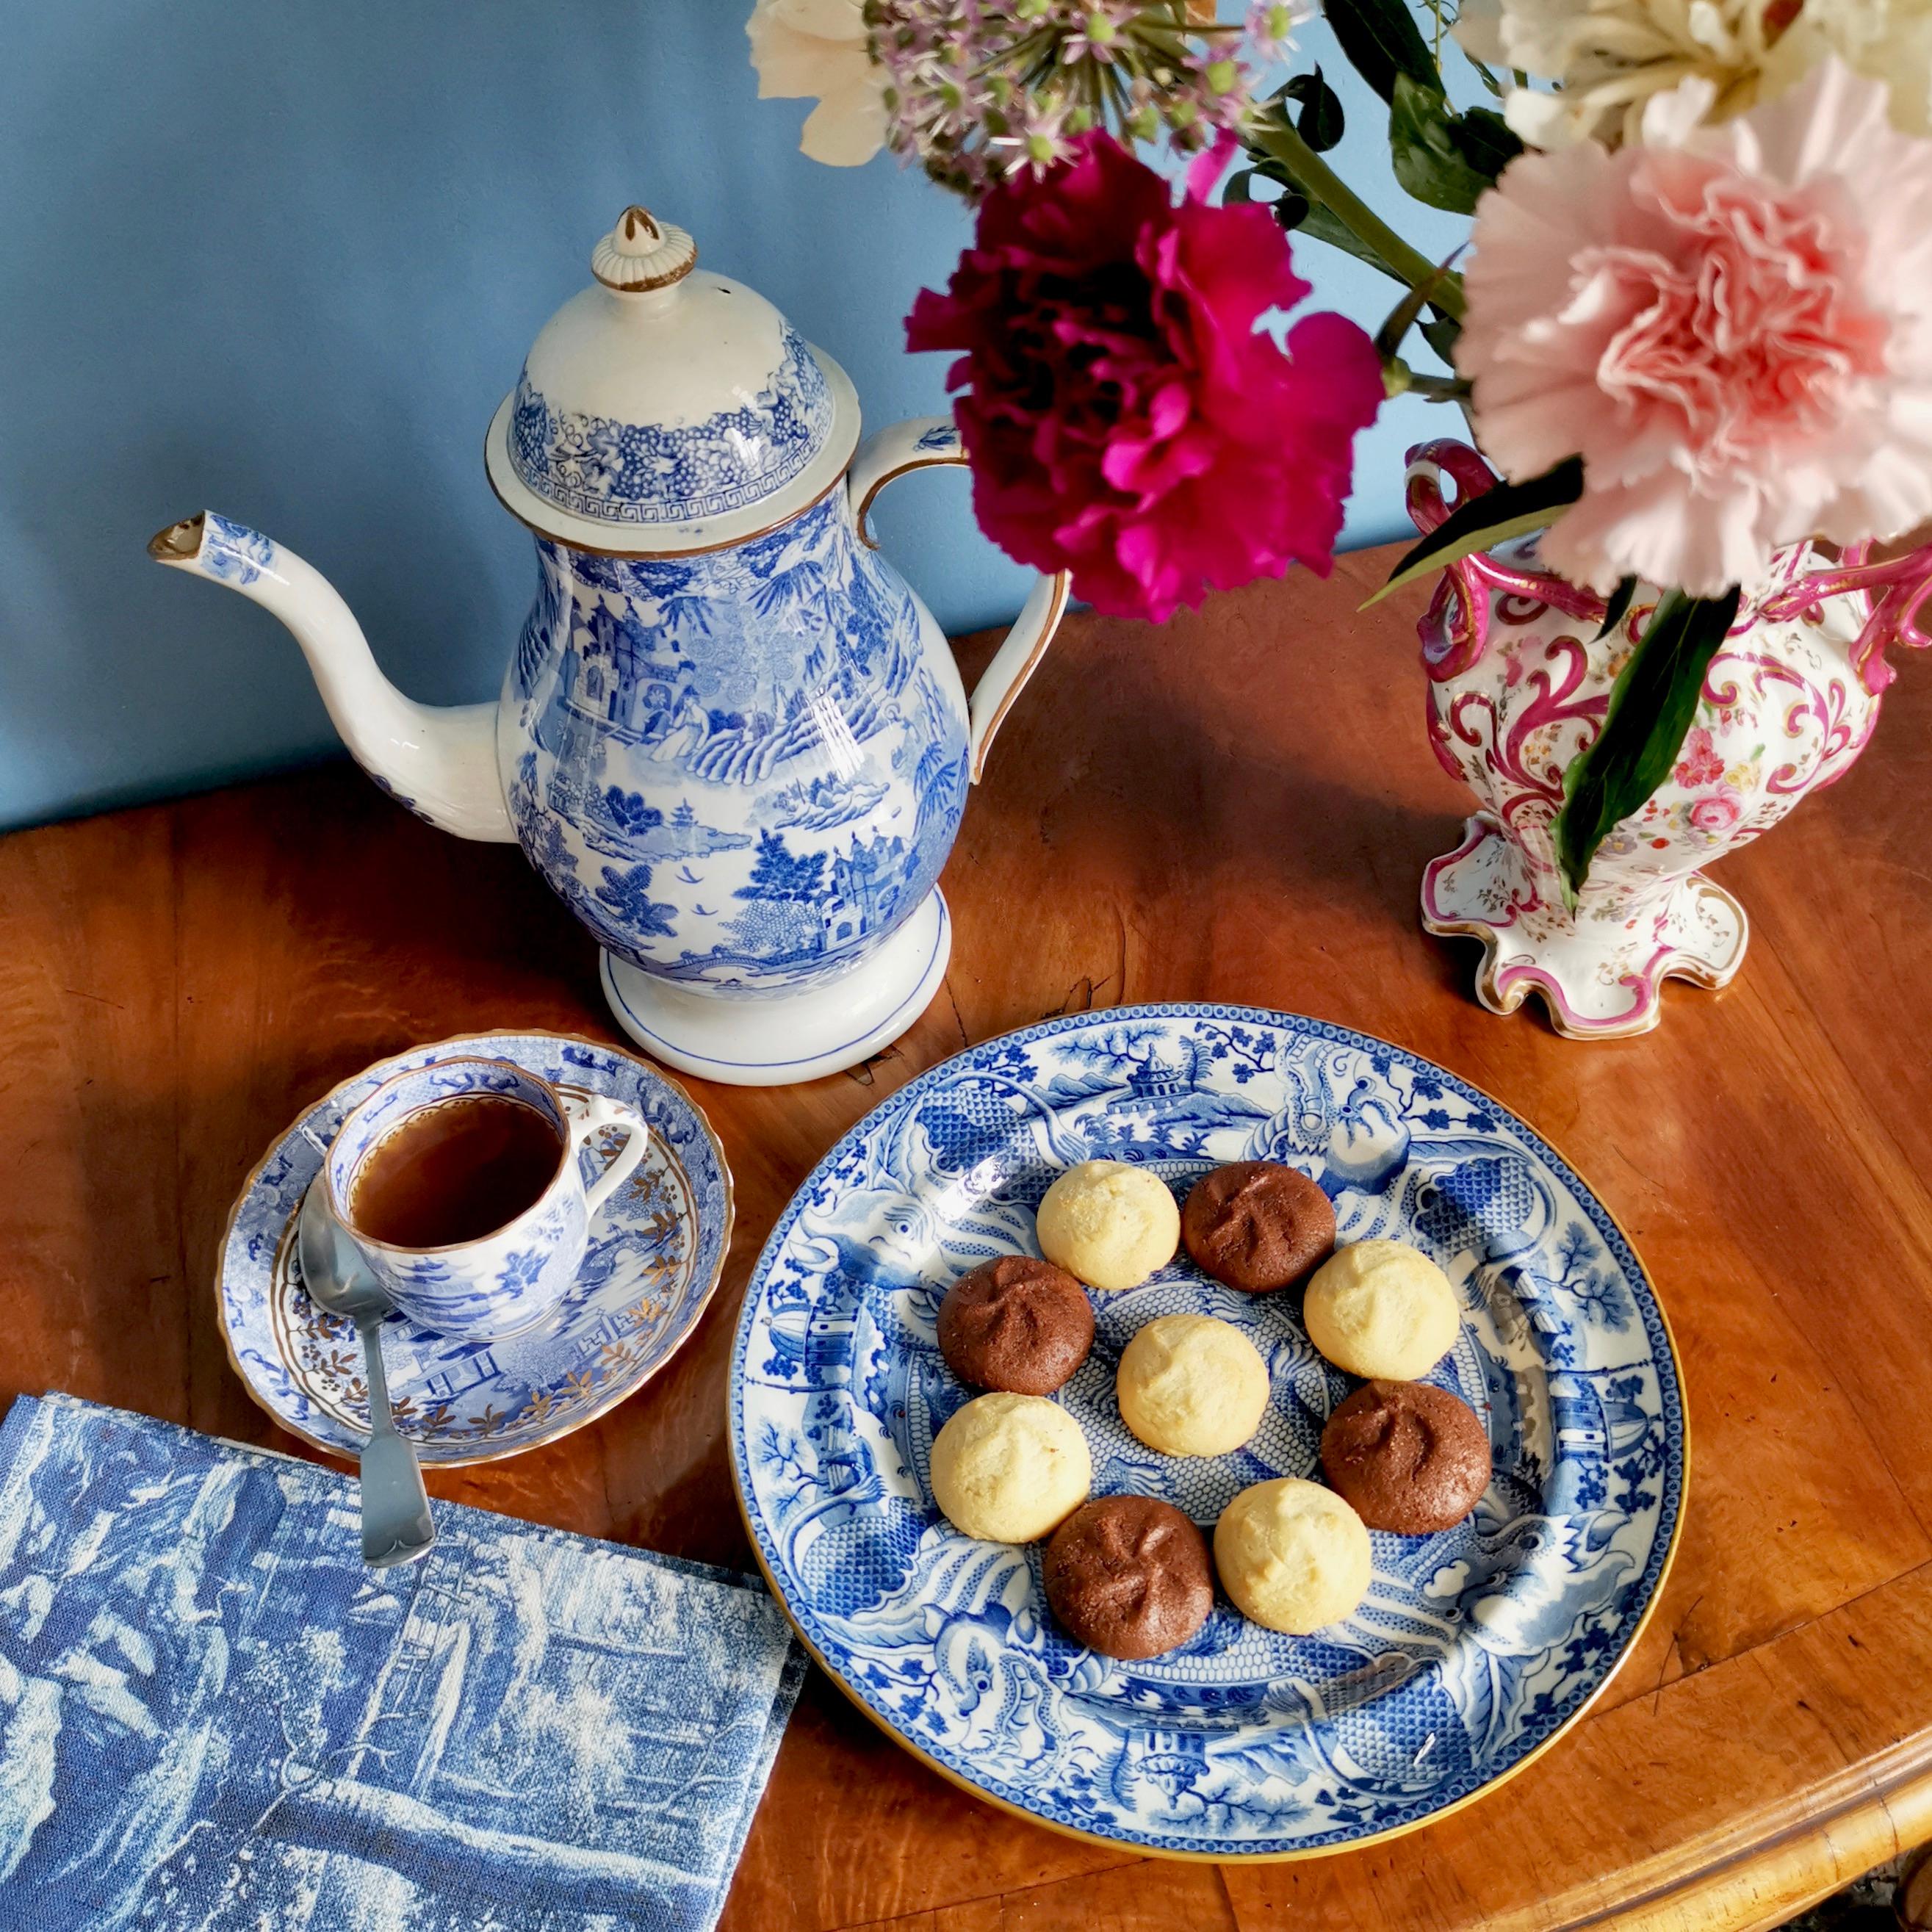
[356,1316,435,1568]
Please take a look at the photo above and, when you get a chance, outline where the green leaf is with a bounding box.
[1554,588,1744,899]
[1271,187,1313,229]
[1468,56,1506,97]
[1595,575,1638,641]
[1373,252,1464,364]
[1445,104,1523,181]
[1223,167,1260,204]
[1365,456,1584,605]
[1389,74,1496,215]
[1295,200,1410,279]
[1283,68,1346,151]
[1324,0,1440,104]
[1417,313,1462,364]
[1250,130,1408,281]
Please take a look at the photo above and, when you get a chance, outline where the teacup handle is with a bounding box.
[567,1094,651,1219]
[848,417,1070,782]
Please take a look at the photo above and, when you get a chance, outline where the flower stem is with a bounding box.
[1385,359,1472,403]
[1248,119,1466,321]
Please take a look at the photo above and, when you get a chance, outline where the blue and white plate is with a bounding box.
[220,1031,733,1466]
[729,1004,1686,1859]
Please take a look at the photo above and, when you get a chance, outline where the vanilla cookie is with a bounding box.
[1302,1240,1460,1381]
[1035,1161,1180,1291]
[1214,1478,1371,1634]
[1117,1313,1270,1457]
[928,1392,1092,1543]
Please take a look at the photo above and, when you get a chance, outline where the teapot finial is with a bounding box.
[592,203,697,293]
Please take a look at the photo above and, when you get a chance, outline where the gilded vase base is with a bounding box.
[1421,815,1748,1041]
[599,890,953,1086]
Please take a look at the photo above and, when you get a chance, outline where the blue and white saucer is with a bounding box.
[729,1003,1686,1859]
[220,1031,733,1466]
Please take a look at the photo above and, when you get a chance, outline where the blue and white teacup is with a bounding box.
[324,1055,649,1342]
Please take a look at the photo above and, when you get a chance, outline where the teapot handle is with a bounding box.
[849,417,1070,782]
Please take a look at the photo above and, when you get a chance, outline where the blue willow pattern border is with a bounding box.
[509,327,835,525]
[729,1003,1686,1857]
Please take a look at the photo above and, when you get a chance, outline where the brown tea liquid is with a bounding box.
[347,1095,564,1249]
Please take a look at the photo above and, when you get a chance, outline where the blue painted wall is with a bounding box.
[0,1,1466,831]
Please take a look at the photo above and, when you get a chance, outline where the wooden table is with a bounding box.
[6,541,1931,1931]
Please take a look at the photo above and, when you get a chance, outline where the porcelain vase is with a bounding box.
[1410,441,1932,1039]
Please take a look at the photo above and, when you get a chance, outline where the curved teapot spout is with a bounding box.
[148,512,514,842]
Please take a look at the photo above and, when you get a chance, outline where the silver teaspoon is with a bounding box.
[297,1178,436,1569]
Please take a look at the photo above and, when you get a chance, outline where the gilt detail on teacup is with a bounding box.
[220,1032,734,1466]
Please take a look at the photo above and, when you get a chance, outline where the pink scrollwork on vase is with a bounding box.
[1410,440,1932,1039]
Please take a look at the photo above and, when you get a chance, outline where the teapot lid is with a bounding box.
[486,203,859,555]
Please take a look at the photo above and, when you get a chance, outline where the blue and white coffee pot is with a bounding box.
[151,203,1067,1084]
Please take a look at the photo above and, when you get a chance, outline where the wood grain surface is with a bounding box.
[3,541,1929,1931]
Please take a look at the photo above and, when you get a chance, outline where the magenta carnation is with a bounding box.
[905,134,1384,623]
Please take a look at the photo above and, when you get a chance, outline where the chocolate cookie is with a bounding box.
[1181,1161,1336,1293]
[1319,1380,1491,1534]
[1043,1495,1215,1659]
[937,1255,1095,1395]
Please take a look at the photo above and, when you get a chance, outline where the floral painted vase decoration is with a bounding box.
[754,0,1932,1037]
[1410,441,1932,1036]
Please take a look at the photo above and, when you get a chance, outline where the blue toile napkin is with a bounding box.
[0,1393,805,1931]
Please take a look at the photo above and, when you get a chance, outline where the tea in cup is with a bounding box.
[325,1056,649,1341]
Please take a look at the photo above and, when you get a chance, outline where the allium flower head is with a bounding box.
[868,1,1280,196]
[1245,1,1308,64]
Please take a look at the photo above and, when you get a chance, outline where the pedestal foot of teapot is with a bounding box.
[1420,815,1748,1041]
[599,891,952,1086]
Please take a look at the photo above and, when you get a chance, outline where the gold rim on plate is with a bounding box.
[724,1002,1689,1862]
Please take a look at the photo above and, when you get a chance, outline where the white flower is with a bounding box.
[1454,0,1932,147]
[1452,0,1509,62]
[746,0,888,166]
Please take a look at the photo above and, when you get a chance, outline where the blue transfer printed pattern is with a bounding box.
[222,1033,732,1463]
[912,422,960,454]
[327,1059,590,1342]
[366,770,434,826]
[201,513,277,586]
[509,325,834,526]
[729,1005,1686,1858]
[0,1392,804,1931]
[500,489,970,997]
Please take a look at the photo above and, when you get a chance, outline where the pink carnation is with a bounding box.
[906,133,1384,622]
[1459,60,1932,596]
